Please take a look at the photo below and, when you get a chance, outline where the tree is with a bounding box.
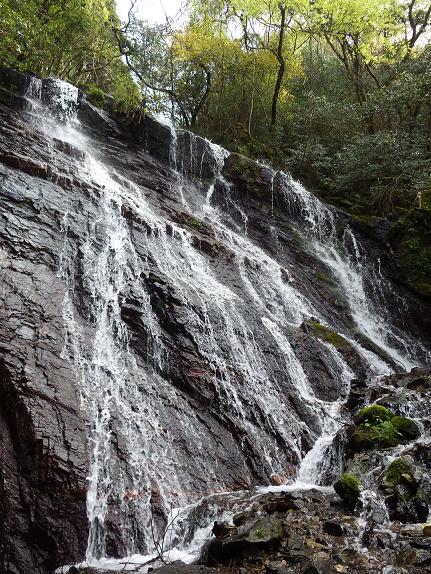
[0,0,139,108]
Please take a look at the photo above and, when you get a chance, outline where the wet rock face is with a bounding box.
[0,165,88,572]
[1,69,431,574]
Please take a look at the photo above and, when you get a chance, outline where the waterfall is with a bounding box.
[277,175,427,370]
[22,80,427,571]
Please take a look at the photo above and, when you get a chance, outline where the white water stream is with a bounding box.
[22,79,428,571]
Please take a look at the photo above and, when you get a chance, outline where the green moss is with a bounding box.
[223,153,270,200]
[391,416,420,439]
[350,406,420,452]
[351,214,384,239]
[184,215,205,230]
[245,516,284,543]
[315,272,337,286]
[355,404,393,425]
[334,473,361,510]
[350,420,401,451]
[306,320,349,349]
[369,420,402,446]
[384,458,413,487]
[228,154,261,180]
[147,272,165,285]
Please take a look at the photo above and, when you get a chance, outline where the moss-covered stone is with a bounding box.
[384,458,414,486]
[315,272,337,287]
[350,421,401,451]
[185,216,205,230]
[391,416,421,440]
[381,458,428,523]
[222,152,271,200]
[245,515,284,544]
[350,405,420,452]
[354,404,393,425]
[384,458,414,487]
[334,473,361,510]
[351,214,387,241]
[181,213,207,231]
[305,319,349,349]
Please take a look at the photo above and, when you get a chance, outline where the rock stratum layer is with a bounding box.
[0,68,430,574]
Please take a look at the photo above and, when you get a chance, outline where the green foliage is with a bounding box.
[83,83,106,108]
[0,0,140,111]
[334,473,361,510]
[388,209,431,299]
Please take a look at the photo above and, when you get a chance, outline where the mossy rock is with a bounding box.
[351,214,388,241]
[181,213,207,231]
[350,405,420,452]
[354,404,393,425]
[245,515,284,544]
[0,67,31,95]
[334,473,361,510]
[391,416,421,440]
[305,319,349,349]
[384,458,414,487]
[350,420,401,451]
[314,272,337,287]
[222,153,271,200]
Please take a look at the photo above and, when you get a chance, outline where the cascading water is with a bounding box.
[22,79,429,572]
[276,174,428,371]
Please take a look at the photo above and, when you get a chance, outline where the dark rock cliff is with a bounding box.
[0,68,430,574]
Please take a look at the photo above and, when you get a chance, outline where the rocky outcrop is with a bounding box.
[191,489,431,573]
[335,368,431,528]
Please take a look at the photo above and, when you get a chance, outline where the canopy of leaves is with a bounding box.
[0,0,139,108]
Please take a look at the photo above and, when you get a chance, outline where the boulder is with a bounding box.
[349,405,420,452]
[381,458,429,523]
[333,473,360,510]
[200,515,284,565]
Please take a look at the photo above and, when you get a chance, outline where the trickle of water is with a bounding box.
[356,488,390,553]
[278,176,425,370]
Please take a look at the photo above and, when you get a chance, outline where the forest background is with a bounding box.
[1,0,431,295]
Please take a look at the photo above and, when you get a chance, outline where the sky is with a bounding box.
[116,0,184,25]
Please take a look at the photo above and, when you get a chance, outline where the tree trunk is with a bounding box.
[270,4,287,131]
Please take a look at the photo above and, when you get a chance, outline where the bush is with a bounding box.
[83,84,106,108]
